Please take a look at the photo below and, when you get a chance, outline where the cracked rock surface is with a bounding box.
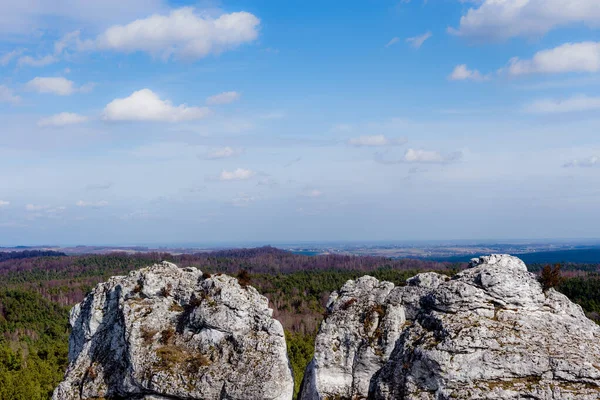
[52,262,294,400]
[300,254,600,400]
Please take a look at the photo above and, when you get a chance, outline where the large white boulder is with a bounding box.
[52,262,294,400]
[301,255,600,399]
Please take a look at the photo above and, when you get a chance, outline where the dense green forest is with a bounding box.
[0,249,599,399]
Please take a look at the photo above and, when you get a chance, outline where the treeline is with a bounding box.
[557,275,600,322]
[0,250,66,263]
[0,247,455,307]
[529,262,600,273]
[1,249,600,399]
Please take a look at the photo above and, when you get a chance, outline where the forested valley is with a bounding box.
[1,247,600,399]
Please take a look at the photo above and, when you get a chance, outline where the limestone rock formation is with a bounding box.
[299,276,403,400]
[300,254,600,399]
[52,262,294,400]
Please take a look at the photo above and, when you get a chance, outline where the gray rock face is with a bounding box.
[301,254,600,400]
[52,262,294,400]
[299,276,404,400]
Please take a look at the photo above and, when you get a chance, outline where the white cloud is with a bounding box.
[206,147,243,159]
[403,149,462,164]
[302,189,323,198]
[385,37,400,48]
[94,7,260,60]
[563,156,599,168]
[26,204,48,211]
[508,42,600,76]
[18,54,58,67]
[103,89,210,122]
[0,49,22,66]
[55,30,83,54]
[0,85,20,104]
[0,200,9,208]
[524,95,600,114]
[376,149,462,165]
[449,64,488,81]
[219,168,255,181]
[25,77,90,96]
[406,31,432,49]
[16,31,87,68]
[231,193,256,207]
[76,200,109,207]
[450,0,600,40]
[38,112,88,128]
[25,205,66,220]
[0,0,164,35]
[206,91,241,105]
[348,135,406,147]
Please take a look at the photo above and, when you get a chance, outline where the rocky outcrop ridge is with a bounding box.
[52,262,294,400]
[300,254,600,399]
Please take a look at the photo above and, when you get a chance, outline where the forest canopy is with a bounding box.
[0,248,599,399]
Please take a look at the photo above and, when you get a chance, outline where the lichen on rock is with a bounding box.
[301,254,600,400]
[52,262,294,400]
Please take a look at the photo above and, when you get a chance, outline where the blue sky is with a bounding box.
[1,0,600,245]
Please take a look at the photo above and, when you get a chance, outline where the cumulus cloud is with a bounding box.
[206,147,243,159]
[7,7,259,65]
[450,0,600,40]
[563,156,599,168]
[406,32,432,49]
[206,91,241,105]
[0,200,9,208]
[524,95,600,114]
[348,135,406,147]
[219,168,255,181]
[26,77,93,96]
[103,89,210,122]
[0,85,20,104]
[508,42,600,76]
[76,200,109,207]
[94,8,260,60]
[38,113,88,128]
[449,64,488,81]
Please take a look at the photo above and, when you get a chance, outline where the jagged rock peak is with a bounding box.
[301,254,600,400]
[52,261,294,400]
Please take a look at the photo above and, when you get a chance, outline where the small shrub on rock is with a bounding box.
[539,264,563,291]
